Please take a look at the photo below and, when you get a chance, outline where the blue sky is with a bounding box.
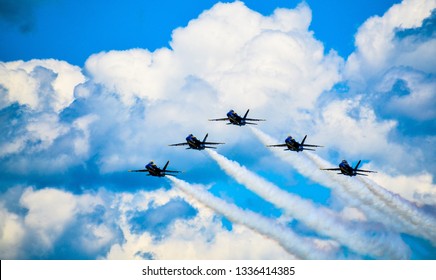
[0,0,435,260]
[1,0,401,65]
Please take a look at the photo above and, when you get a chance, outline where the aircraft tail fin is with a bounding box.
[243,109,250,119]
[354,160,362,170]
[301,135,307,145]
[163,160,170,171]
[202,133,209,143]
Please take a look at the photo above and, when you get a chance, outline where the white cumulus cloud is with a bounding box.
[345,0,436,83]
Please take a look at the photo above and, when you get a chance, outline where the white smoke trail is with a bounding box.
[250,127,436,244]
[358,176,436,239]
[304,150,410,225]
[167,176,338,259]
[205,149,410,259]
[250,127,370,200]
[303,145,436,245]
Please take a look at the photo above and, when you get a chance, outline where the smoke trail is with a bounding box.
[251,127,436,244]
[249,127,385,218]
[303,144,436,245]
[205,149,410,259]
[358,176,436,240]
[251,127,404,224]
[304,150,410,224]
[167,176,337,259]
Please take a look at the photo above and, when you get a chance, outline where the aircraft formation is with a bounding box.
[129,109,377,177]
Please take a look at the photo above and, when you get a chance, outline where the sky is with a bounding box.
[0,0,435,260]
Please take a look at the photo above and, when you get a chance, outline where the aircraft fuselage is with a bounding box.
[145,162,165,177]
[285,136,303,152]
[186,134,205,150]
[338,161,356,176]
[227,110,245,126]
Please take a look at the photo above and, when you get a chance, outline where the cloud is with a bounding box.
[103,184,295,260]
[375,67,436,121]
[0,0,435,259]
[1,186,255,259]
[168,177,340,259]
[85,48,178,106]
[0,186,114,259]
[20,187,78,248]
[107,215,293,260]
[0,59,86,175]
[345,0,436,83]
[128,198,197,237]
[0,1,342,182]
[84,1,342,125]
[0,59,85,112]
[0,63,39,109]
[0,203,25,259]
[105,185,297,260]
[303,0,436,178]
[312,98,401,157]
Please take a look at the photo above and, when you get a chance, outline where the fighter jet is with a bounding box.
[169,133,224,150]
[321,160,377,177]
[128,160,180,177]
[267,135,322,152]
[209,109,265,126]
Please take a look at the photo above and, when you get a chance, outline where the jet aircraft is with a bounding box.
[321,160,377,177]
[128,160,180,177]
[267,135,322,152]
[169,133,224,150]
[209,109,265,126]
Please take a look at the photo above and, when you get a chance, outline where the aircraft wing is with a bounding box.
[208,118,228,121]
[164,170,181,173]
[168,143,189,146]
[128,169,149,172]
[302,144,323,147]
[203,142,225,145]
[355,169,377,173]
[266,144,287,147]
[321,168,341,171]
[245,118,265,121]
